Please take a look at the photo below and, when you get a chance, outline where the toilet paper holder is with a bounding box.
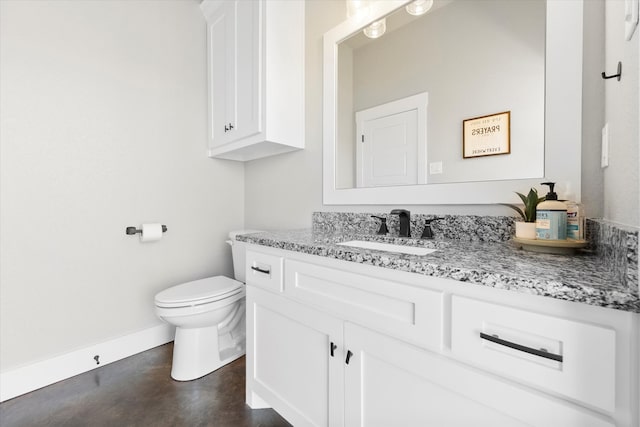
[126,225,168,235]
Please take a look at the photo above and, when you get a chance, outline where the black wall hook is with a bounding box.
[602,61,622,81]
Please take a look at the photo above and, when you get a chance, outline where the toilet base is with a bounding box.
[170,324,246,381]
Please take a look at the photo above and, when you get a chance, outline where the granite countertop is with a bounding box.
[238,229,640,314]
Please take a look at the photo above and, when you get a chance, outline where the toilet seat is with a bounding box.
[155,276,244,309]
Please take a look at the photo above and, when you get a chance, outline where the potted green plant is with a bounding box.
[503,188,545,239]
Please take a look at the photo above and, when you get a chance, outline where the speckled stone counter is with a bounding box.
[238,229,640,314]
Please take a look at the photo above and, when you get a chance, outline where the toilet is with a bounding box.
[154,230,258,381]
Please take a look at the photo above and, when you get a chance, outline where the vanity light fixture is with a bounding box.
[364,18,386,39]
[406,0,433,16]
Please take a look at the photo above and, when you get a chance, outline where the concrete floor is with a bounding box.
[0,343,291,427]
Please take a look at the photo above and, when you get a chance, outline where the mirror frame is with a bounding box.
[323,0,583,205]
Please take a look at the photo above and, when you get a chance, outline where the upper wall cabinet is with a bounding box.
[201,0,305,161]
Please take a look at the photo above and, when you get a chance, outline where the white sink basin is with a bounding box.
[337,240,438,256]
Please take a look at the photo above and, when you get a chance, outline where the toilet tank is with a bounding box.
[227,230,261,283]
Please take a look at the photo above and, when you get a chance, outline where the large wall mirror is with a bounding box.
[323,0,584,205]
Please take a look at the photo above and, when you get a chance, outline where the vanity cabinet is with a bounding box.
[245,246,638,427]
[246,286,343,427]
[200,0,304,161]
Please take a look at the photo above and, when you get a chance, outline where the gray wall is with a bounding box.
[603,0,639,226]
[0,0,245,370]
[581,0,606,219]
[245,0,634,230]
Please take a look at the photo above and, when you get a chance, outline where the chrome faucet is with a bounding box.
[390,209,411,237]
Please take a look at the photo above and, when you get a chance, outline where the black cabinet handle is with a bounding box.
[229,123,234,129]
[345,350,353,365]
[330,342,337,357]
[224,125,229,132]
[479,332,563,362]
[251,266,271,275]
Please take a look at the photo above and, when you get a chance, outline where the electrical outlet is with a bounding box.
[601,123,609,168]
[429,161,443,175]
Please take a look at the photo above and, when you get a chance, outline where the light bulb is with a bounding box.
[346,0,370,19]
[405,0,433,16]
[363,18,386,39]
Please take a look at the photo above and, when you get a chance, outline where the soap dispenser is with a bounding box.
[565,200,585,240]
[536,182,567,240]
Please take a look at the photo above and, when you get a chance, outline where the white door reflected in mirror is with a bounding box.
[354,92,428,188]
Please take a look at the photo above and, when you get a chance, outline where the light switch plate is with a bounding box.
[601,123,609,168]
[429,161,443,175]
[625,0,639,41]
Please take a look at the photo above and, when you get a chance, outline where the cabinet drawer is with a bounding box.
[284,259,444,351]
[451,296,616,413]
[246,250,283,292]
[346,323,614,427]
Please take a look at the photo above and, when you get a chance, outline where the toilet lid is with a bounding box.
[155,276,244,308]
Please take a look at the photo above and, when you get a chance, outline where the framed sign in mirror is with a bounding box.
[463,111,511,159]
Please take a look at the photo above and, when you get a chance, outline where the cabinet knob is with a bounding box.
[330,342,337,357]
[345,350,353,365]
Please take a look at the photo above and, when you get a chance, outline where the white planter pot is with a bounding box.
[515,222,537,239]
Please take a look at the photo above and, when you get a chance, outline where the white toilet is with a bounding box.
[154,230,257,381]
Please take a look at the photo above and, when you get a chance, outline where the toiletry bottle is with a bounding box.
[565,200,584,240]
[536,182,567,240]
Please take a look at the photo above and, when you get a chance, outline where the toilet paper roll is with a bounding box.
[140,223,163,243]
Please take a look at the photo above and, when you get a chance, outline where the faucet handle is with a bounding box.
[424,217,445,224]
[421,217,445,239]
[371,216,389,235]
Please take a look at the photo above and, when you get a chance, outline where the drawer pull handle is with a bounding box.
[251,266,271,275]
[345,350,353,365]
[479,332,563,362]
[330,342,337,357]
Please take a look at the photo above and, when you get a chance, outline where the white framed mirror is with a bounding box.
[323,0,583,205]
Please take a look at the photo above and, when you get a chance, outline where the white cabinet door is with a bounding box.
[228,0,260,143]
[207,0,260,148]
[202,0,304,161]
[207,1,233,147]
[246,286,344,427]
[344,323,613,427]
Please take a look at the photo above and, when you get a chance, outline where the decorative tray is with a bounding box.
[512,237,588,255]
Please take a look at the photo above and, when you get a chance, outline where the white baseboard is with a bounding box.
[0,323,174,402]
